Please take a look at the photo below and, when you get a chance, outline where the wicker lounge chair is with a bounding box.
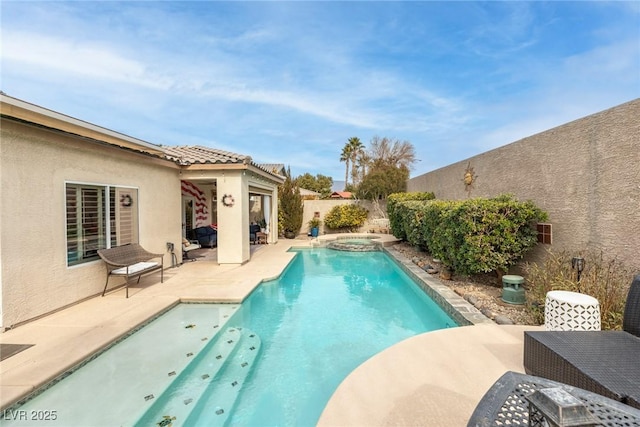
[523,275,640,408]
[97,243,164,298]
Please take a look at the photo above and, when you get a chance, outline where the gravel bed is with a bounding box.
[394,242,539,326]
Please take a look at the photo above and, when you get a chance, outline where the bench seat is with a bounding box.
[97,244,164,298]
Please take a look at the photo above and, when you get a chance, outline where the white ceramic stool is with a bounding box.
[544,290,601,331]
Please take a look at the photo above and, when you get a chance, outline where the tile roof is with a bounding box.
[163,145,250,166]
[257,164,286,176]
[163,146,284,181]
[331,191,353,199]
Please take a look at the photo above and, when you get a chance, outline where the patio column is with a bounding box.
[216,170,250,264]
[268,186,278,243]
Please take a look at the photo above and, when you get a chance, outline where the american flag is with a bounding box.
[181,180,208,227]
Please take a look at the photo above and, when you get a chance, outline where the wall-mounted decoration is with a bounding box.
[463,161,478,195]
[120,194,133,207]
[222,194,235,207]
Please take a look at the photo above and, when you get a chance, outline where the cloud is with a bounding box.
[1,1,637,181]
[2,30,171,90]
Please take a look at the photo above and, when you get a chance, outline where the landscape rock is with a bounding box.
[494,315,515,325]
[480,307,494,319]
[464,295,479,307]
[393,242,538,326]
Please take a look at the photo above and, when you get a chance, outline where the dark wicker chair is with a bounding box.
[524,275,640,409]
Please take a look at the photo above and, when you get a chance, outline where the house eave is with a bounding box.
[0,93,165,156]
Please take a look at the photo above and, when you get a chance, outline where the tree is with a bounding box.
[347,137,364,187]
[368,136,417,170]
[339,144,352,190]
[357,164,410,201]
[296,173,333,199]
[354,149,371,185]
[278,167,303,236]
[354,136,417,203]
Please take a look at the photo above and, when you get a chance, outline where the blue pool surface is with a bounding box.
[222,248,457,426]
[5,248,457,426]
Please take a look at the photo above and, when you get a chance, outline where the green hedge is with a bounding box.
[388,194,547,275]
[387,192,435,240]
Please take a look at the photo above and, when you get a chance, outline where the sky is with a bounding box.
[1,1,639,181]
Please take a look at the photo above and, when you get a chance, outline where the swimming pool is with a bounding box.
[4,248,457,426]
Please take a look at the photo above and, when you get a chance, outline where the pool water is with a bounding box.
[222,248,457,426]
[5,248,456,426]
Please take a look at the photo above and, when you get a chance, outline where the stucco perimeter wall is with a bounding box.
[0,120,182,328]
[407,99,640,271]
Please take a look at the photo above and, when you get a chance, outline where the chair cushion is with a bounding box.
[112,261,159,275]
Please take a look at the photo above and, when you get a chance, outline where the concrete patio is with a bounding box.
[0,236,541,425]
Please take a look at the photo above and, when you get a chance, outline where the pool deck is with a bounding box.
[0,235,542,425]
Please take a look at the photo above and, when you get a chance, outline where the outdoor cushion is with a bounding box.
[112,261,159,275]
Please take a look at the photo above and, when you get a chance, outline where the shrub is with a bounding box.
[525,249,633,330]
[308,217,322,230]
[388,194,547,276]
[387,192,435,239]
[324,204,369,231]
[447,195,547,275]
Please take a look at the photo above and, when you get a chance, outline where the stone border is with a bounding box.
[383,246,493,326]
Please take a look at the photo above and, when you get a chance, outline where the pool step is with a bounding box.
[133,327,261,427]
[182,328,262,425]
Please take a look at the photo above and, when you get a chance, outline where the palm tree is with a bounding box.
[347,137,364,187]
[340,143,353,189]
[355,149,371,185]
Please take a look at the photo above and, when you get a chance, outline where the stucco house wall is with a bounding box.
[1,95,284,330]
[1,119,182,328]
[407,99,640,271]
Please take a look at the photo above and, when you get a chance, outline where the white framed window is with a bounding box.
[66,183,139,266]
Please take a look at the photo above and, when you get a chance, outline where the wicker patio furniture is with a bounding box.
[182,238,202,261]
[467,371,640,426]
[97,243,164,298]
[523,274,640,409]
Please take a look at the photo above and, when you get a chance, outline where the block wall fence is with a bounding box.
[406,99,640,272]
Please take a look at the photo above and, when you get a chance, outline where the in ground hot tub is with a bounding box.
[326,237,381,252]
